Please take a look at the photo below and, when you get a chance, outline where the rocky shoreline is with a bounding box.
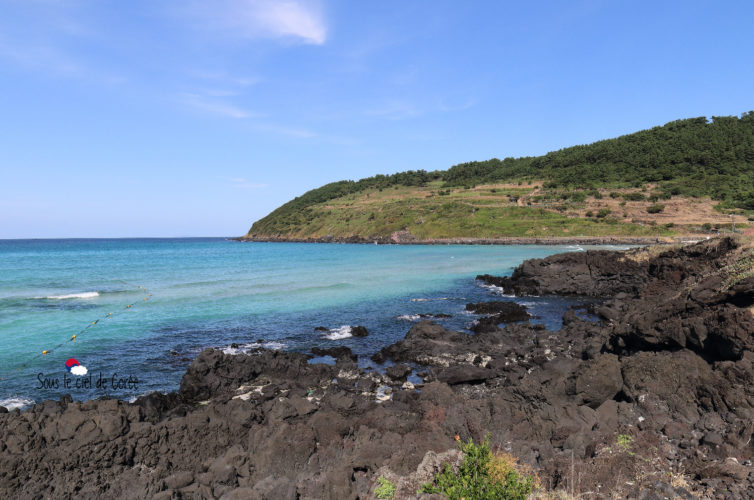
[233,233,686,246]
[2,237,753,499]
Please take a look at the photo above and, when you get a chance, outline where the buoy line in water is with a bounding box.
[0,281,151,382]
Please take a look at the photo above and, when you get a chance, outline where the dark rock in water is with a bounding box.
[0,406,7,413]
[466,301,528,317]
[466,301,531,333]
[478,249,649,297]
[476,273,506,289]
[419,313,452,319]
[350,325,369,337]
[314,326,329,332]
[311,346,357,361]
[471,315,505,334]
[385,364,412,381]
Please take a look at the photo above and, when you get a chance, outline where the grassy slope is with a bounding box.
[246,113,754,240]
[250,182,696,239]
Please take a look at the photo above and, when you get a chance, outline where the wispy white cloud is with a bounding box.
[184,0,327,45]
[180,92,263,119]
[438,98,476,113]
[251,122,316,138]
[189,70,261,88]
[0,35,81,75]
[365,97,476,121]
[226,177,268,189]
[365,100,420,120]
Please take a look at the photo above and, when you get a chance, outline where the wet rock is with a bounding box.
[311,346,357,361]
[479,249,649,297]
[385,364,412,381]
[466,301,530,318]
[350,325,369,337]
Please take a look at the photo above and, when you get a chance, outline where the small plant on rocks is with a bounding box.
[420,436,535,500]
[375,476,395,499]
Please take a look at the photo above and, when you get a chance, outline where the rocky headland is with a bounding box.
[2,237,753,499]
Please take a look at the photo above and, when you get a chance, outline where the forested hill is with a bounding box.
[247,112,754,237]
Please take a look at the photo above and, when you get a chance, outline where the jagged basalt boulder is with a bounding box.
[350,325,369,337]
[478,249,649,297]
[311,346,357,361]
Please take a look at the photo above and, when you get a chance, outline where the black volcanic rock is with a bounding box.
[478,249,649,297]
[350,325,369,337]
[3,238,754,499]
[385,364,412,381]
[311,346,358,361]
[466,301,531,333]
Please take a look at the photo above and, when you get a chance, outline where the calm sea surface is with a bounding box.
[0,238,616,409]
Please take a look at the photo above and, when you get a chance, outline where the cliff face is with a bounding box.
[1,237,753,499]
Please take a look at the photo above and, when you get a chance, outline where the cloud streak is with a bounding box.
[180,92,262,119]
[226,177,268,189]
[185,0,327,45]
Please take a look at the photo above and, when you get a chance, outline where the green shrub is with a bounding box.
[596,208,612,218]
[585,210,593,217]
[623,192,646,201]
[375,476,396,499]
[616,434,635,455]
[647,203,665,214]
[588,189,602,199]
[420,437,534,500]
[569,191,587,202]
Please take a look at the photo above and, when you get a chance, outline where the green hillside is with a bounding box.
[247,112,754,239]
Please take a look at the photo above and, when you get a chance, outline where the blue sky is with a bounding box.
[1,0,752,238]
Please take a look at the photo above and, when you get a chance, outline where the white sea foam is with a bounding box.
[36,292,100,300]
[0,397,34,410]
[221,341,286,355]
[397,314,421,321]
[480,283,514,297]
[324,326,353,340]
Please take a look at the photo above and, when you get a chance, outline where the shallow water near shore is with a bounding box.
[0,238,620,409]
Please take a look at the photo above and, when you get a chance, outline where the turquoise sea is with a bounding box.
[0,238,607,409]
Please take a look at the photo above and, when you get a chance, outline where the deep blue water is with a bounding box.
[0,238,613,409]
